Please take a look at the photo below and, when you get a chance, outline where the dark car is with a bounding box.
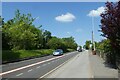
[53,49,63,56]
[78,49,82,52]
[77,46,82,52]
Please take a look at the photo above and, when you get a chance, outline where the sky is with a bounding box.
[2,2,107,46]
[1,0,118,2]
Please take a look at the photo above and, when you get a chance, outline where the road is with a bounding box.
[1,51,78,80]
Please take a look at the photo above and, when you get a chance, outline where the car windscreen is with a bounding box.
[55,50,61,52]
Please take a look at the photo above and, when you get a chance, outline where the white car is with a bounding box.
[53,49,63,56]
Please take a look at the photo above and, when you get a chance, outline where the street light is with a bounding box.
[92,16,96,51]
[91,16,96,55]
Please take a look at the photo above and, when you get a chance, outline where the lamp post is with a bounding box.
[92,16,95,51]
[92,16,96,55]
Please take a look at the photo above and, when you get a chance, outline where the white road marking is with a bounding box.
[0,55,65,76]
[28,69,33,72]
[16,73,23,77]
[48,62,50,64]
[36,66,41,69]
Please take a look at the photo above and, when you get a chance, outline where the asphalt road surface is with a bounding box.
[1,51,78,79]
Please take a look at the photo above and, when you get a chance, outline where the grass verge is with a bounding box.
[2,48,76,64]
[2,49,54,63]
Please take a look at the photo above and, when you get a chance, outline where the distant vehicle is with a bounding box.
[77,46,82,52]
[53,49,63,56]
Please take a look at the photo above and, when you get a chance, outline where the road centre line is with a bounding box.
[28,69,33,72]
[16,73,23,77]
[48,62,50,64]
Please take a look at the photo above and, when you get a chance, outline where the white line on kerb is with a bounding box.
[0,55,65,76]
[16,73,23,77]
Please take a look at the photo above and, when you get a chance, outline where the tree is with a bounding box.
[97,39,111,53]
[43,30,52,48]
[0,16,4,26]
[62,36,77,49]
[2,19,14,50]
[84,40,91,50]
[100,1,120,54]
[2,10,43,50]
[47,37,66,51]
[100,1,120,65]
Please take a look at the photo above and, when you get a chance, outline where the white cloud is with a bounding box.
[76,29,82,33]
[88,6,106,17]
[55,13,76,22]
[67,32,70,34]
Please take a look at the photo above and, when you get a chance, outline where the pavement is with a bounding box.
[45,50,118,79]
[89,51,118,78]
[118,73,120,80]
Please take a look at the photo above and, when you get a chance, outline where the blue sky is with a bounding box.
[2,2,106,46]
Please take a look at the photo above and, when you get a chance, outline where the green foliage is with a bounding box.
[2,10,78,51]
[100,1,120,54]
[0,16,4,26]
[96,39,117,65]
[47,37,66,51]
[2,49,54,62]
[2,10,43,50]
[67,49,76,52]
[96,39,111,53]
[2,9,78,62]
[99,1,120,66]
[47,36,77,52]
[43,30,52,48]
[84,40,91,50]
[62,36,78,49]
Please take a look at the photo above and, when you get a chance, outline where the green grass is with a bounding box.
[2,48,75,63]
[67,49,75,52]
[2,49,54,63]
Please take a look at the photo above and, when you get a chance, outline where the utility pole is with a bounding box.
[92,31,94,50]
[92,16,95,51]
